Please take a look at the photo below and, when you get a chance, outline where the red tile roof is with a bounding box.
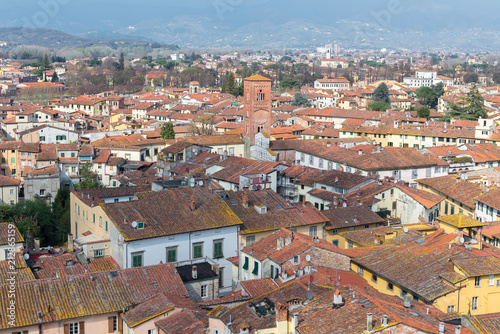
[101,187,243,241]
[0,263,188,330]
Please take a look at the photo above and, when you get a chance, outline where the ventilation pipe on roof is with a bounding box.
[404,294,412,308]
[67,234,74,252]
[192,265,198,279]
[366,313,373,332]
[34,238,40,253]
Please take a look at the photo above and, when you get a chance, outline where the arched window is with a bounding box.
[257,89,265,101]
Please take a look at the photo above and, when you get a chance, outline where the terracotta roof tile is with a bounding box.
[101,187,243,241]
[0,263,187,330]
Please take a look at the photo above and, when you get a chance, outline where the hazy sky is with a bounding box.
[3,0,500,49]
[4,0,500,33]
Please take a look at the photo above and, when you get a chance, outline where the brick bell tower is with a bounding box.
[243,74,272,145]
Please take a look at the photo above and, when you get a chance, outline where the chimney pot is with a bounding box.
[455,325,461,334]
[34,237,40,253]
[367,313,373,332]
[439,322,445,334]
[190,195,196,211]
[404,294,412,308]
[192,265,198,279]
[67,234,74,252]
[242,191,249,208]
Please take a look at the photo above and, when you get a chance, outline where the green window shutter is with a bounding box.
[1,158,5,163]
[10,157,15,164]
[252,261,259,275]
[105,221,108,231]
[132,254,143,267]
[243,256,249,270]
[93,214,95,223]
[167,249,177,262]
[274,269,280,280]
[193,244,202,259]
[213,241,223,258]
[270,265,274,278]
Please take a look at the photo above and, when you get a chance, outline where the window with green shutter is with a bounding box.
[252,261,259,275]
[243,256,249,270]
[10,157,15,164]
[213,240,223,258]
[132,252,143,267]
[193,243,203,259]
[271,265,274,278]
[166,247,177,262]
[274,268,279,280]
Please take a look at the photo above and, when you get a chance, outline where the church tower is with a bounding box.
[243,75,272,145]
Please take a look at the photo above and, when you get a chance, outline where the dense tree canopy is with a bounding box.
[415,86,438,108]
[160,122,175,140]
[368,101,390,111]
[280,76,301,91]
[441,85,487,121]
[416,106,430,118]
[291,93,311,107]
[74,162,103,190]
[373,83,391,106]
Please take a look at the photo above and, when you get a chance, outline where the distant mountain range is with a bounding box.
[0,27,177,50]
[3,0,500,51]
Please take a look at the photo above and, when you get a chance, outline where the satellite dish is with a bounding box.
[131,221,138,228]
[198,181,204,186]
[23,253,30,260]
[306,254,311,262]
[459,237,465,244]
[306,290,314,300]
[403,227,409,233]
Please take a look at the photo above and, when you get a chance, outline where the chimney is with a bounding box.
[333,289,344,307]
[439,322,445,334]
[67,234,74,252]
[192,265,198,279]
[358,150,363,156]
[277,238,284,250]
[381,315,388,327]
[445,259,454,272]
[455,325,461,334]
[404,294,412,308]
[34,237,40,253]
[190,195,196,211]
[477,226,483,249]
[212,264,219,275]
[367,313,373,332]
[284,237,292,246]
[276,302,289,322]
[293,313,299,334]
[242,191,249,208]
